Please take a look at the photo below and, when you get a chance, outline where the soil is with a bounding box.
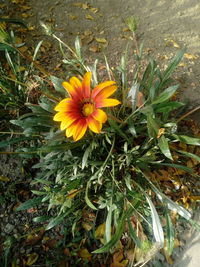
[24,0,200,123]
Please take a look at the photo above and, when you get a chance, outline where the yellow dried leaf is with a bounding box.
[69,14,77,20]
[184,53,198,60]
[157,128,165,139]
[85,14,94,20]
[66,189,80,199]
[0,175,10,182]
[190,196,200,201]
[165,39,180,48]
[95,37,107,43]
[21,5,31,10]
[21,12,32,18]
[78,248,92,261]
[26,253,39,266]
[82,3,89,9]
[95,223,105,243]
[90,7,99,13]
[82,222,93,231]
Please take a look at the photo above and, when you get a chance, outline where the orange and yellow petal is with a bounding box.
[73,119,88,141]
[92,109,107,123]
[60,113,79,130]
[87,117,102,133]
[54,98,72,112]
[70,77,82,91]
[62,81,79,99]
[96,98,121,108]
[82,72,92,98]
[94,85,117,102]
[92,81,116,98]
[65,121,78,138]
[53,111,67,122]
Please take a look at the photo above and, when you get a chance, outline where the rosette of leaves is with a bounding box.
[12,45,200,264]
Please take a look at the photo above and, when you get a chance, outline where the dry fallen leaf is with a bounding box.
[85,14,94,20]
[157,128,165,139]
[26,253,39,266]
[78,248,92,261]
[89,45,100,53]
[94,223,105,243]
[0,175,10,182]
[95,37,107,43]
[110,250,128,267]
[69,14,77,20]
[184,53,198,60]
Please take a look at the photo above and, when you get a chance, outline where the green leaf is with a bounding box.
[165,211,174,255]
[50,76,66,95]
[105,200,113,242]
[155,101,184,114]
[0,43,15,51]
[0,136,35,148]
[142,172,192,220]
[75,36,82,60]
[92,213,125,253]
[162,49,186,82]
[176,150,200,162]
[16,197,43,211]
[173,134,200,146]
[45,213,67,230]
[108,119,128,141]
[82,146,90,170]
[158,135,173,160]
[45,204,79,230]
[127,81,140,111]
[147,114,159,138]
[152,85,179,105]
[127,217,141,248]
[39,96,55,113]
[33,215,51,223]
[145,194,164,246]
[85,181,97,210]
[152,162,193,173]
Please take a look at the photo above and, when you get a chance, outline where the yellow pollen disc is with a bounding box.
[82,103,94,117]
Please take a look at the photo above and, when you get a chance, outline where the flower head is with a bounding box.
[53,72,120,141]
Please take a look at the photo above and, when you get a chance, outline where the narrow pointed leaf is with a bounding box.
[158,135,173,160]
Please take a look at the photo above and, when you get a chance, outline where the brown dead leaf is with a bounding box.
[25,229,45,245]
[110,250,128,267]
[89,45,100,53]
[137,91,144,108]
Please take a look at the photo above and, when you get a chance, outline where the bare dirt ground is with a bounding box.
[26,0,200,122]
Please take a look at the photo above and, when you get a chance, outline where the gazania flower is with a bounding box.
[53,72,120,141]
